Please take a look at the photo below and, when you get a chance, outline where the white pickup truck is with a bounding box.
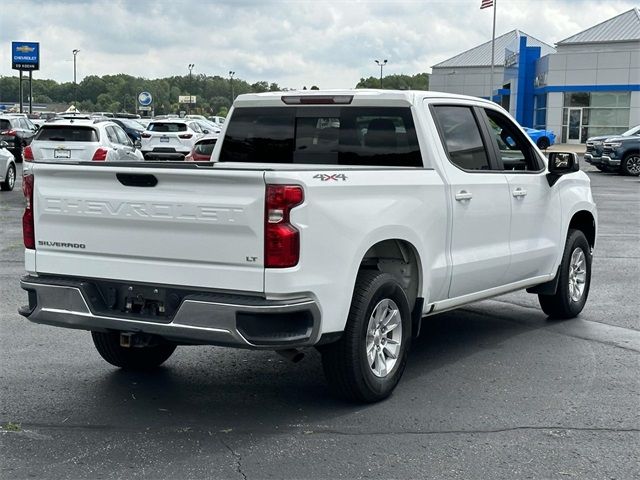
[19,90,596,402]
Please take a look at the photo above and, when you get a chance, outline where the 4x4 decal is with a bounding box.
[313,173,348,182]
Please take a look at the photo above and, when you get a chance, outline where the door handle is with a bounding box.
[512,188,528,198]
[455,190,473,201]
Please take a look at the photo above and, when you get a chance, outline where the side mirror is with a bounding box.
[134,140,142,149]
[547,152,579,186]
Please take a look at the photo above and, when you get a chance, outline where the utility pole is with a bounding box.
[374,59,387,88]
[229,71,235,104]
[188,63,195,114]
[72,49,80,107]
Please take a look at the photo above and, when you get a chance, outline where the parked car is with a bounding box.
[0,114,38,162]
[523,127,556,149]
[140,119,204,160]
[585,125,640,173]
[601,133,640,176]
[101,118,146,142]
[20,90,596,403]
[184,134,218,161]
[25,119,143,169]
[193,119,221,134]
[208,116,226,129]
[0,140,16,191]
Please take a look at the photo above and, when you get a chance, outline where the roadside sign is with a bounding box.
[138,106,151,111]
[178,95,196,104]
[138,91,152,106]
[12,42,40,70]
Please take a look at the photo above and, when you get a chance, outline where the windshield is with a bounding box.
[622,125,640,136]
[219,106,422,167]
[119,118,145,130]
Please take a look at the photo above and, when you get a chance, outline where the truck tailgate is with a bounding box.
[31,163,265,292]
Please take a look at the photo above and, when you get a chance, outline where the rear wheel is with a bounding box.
[621,153,640,176]
[538,229,591,319]
[536,137,550,150]
[91,331,177,369]
[0,163,16,191]
[319,270,411,403]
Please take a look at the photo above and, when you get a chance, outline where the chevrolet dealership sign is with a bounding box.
[12,42,40,70]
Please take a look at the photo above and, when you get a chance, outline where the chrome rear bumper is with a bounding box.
[19,276,321,349]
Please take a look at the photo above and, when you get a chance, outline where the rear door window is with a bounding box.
[0,119,11,131]
[113,125,132,146]
[148,122,187,132]
[219,106,422,167]
[35,125,99,142]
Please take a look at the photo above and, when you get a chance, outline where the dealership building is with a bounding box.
[430,8,640,143]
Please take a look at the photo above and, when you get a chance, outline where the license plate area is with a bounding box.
[81,280,185,323]
[160,136,170,143]
[54,149,71,159]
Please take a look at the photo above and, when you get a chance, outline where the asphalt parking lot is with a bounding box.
[1,161,638,479]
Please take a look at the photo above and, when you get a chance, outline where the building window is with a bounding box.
[561,92,631,142]
[534,94,547,129]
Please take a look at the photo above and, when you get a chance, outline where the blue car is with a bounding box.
[523,127,556,150]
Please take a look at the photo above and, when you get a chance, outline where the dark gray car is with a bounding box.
[0,114,38,162]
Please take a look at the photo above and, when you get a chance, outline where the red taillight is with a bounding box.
[178,133,193,139]
[23,145,34,162]
[92,147,108,161]
[1,129,17,136]
[22,174,35,249]
[141,132,151,138]
[265,185,304,268]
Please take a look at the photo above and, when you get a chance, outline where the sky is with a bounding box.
[0,0,636,89]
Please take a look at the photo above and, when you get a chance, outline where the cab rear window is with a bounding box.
[219,107,423,167]
[35,125,99,142]
[148,122,187,132]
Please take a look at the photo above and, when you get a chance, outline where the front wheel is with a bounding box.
[538,229,592,319]
[319,270,412,403]
[91,331,177,370]
[0,163,16,191]
[621,153,640,176]
[536,137,550,150]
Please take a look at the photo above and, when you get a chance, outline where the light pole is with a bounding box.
[72,49,80,106]
[187,63,195,114]
[229,70,235,104]
[374,59,387,88]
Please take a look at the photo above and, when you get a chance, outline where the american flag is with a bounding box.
[480,0,493,9]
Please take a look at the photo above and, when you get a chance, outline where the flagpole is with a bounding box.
[490,0,497,102]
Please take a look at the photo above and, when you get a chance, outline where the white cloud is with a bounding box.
[0,0,637,89]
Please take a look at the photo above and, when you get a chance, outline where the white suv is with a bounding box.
[25,119,144,167]
[140,119,204,160]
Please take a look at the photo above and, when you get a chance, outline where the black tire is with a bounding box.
[621,153,640,176]
[595,165,611,172]
[319,270,412,403]
[538,229,591,319]
[91,331,176,370]
[536,137,550,150]
[13,140,24,163]
[0,163,16,191]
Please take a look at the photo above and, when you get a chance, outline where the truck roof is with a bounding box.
[234,89,498,108]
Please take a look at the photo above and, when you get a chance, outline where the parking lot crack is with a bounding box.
[305,426,640,436]
[220,437,247,480]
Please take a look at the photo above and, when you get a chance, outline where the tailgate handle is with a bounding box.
[116,173,158,187]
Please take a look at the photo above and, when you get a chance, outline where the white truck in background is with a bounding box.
[20,90,596,402]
